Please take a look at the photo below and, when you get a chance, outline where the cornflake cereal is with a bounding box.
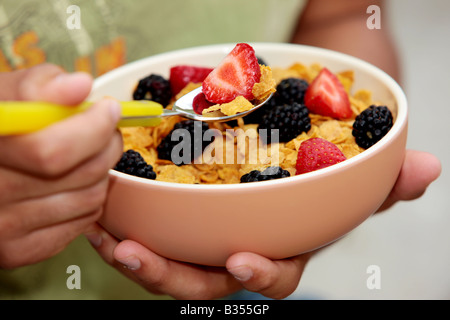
[120,62,382,184]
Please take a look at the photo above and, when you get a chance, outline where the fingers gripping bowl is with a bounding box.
[91,43,408,266]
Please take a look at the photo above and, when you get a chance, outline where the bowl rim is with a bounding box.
[97,42,408,190]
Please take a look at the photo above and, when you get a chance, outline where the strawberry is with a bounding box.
[202,43,261,104]
[295,138,346,175]
[192,92,214,115]
[169,65,213,96]
[304,68,353,119]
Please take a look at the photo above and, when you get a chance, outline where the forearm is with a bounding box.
[291,0,401,82]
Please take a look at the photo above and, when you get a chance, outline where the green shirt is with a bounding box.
[0,0,307,300]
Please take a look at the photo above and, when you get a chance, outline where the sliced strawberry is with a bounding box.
[295,138,346,175]
[202,43,261,104]
[304,68,353,119]
[192,92,214,114]
[169,65,213,96]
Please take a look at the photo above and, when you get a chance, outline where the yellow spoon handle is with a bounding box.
[0,100,164,135]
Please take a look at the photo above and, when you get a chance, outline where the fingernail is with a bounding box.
[229,265,253,282]
[116,255,141,271]
[84,232,103,248]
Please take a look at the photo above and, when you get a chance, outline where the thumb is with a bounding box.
[226,252,312,299]
[0,63,93,105]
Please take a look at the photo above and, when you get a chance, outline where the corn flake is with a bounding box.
[202,96,254,116]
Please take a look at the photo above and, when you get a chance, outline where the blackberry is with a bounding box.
[242,78,309,126]
[157,120,213,165]
[257,56,268,66]
[240,166,290,183]
[352,105,393,149]
[274,78,309,105]
[241,103,271,125]
[133,74,172,107]
[114,150,156,179]
[258,102,311,144]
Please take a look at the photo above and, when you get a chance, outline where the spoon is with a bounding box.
[0,86,272,135]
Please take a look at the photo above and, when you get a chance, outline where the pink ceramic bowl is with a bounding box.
[90,43,408,266]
